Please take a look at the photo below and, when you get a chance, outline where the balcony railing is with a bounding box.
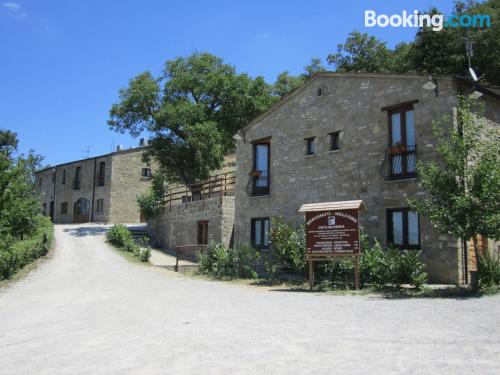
[388,144,417,180]
[163,171,236,211]
[252,170,270,196]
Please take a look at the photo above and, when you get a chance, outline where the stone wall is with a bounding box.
[148,196,235,251]
[234,73,466,284]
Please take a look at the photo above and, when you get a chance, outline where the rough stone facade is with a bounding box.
[234,73,500,284]
[36,145,154,224]
[147,196,235,250]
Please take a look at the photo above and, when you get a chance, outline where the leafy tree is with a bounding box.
[0,130,42,240]
[109,52,276,186]
[408,97,500,283]
[272,58,326,98]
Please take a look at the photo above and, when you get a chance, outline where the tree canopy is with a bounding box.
[109,52,276,186]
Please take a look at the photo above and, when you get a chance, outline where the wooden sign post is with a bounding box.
[299,200,366,290]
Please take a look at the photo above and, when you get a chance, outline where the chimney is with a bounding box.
[116,145,123,151]
[139,138,146,147]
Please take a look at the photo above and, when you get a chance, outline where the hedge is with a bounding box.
[0,215,54,280]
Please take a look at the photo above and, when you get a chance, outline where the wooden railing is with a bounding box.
[175,245,207,271]
[163,171,236,211]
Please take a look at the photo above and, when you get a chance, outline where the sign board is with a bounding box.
[299,200,366,289]
[305,209,360,254]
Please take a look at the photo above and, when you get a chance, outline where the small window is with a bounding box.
[387,208,420,249]
[141,168,152,178]
[42,203,47,216]
[52,173,55,182]
[317,88,322,96]
[97,162,105,186]
[197,221,208,245]
[38,176,42,186]
[74,166,81,190]
[96,199,104,213]
[251,217,270,249]
[330,131,340,151]
[61,202,68,215]
[62,169,66,185]
[305,137,315,156]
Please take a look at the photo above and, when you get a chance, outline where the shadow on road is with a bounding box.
[63,226,109,237]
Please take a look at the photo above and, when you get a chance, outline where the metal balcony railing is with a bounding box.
[388,144,417,180]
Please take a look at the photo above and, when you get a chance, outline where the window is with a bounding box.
[305,137,315,156]
[52,173,55,182]
[388,106,416,179]
[97,162,105,186]
[317,88,322,96]
[61,202,68,215]
[74,166,81,190]
[330,131,340,151]
[38,176,42,186]
[252,142,270,196]
[96,199,104,213]
[42,203,47,216]
[387,208,420,249]
[141,168,152,178]
[62,169,66,185]
[197,221,208,245]
[251,217,270,249]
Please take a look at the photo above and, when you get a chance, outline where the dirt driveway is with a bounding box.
[0,224,499,374]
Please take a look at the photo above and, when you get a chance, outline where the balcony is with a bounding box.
[251,170,270,196]
[388,144,417,180]
[163,171,236,210]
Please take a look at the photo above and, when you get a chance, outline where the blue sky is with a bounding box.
[1,0,455,166]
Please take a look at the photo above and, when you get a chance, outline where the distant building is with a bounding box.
[232,72,500,284]
[36,143,155,224]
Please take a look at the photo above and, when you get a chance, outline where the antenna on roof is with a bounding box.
[82,146,91,159]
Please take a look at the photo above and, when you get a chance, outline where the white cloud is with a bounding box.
[2,2,20,11]
[255,32,271,41]
[2,2,27,18]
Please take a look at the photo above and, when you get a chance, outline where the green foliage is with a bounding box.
[198,242,259,279]
[272,58,326,97]
[106,224,151,262]
[477,251,500,289]
[0,215,54,280]
[408,96,500,250]
[269,216,307,276]
[137,189,162,220]
[109,52,276,186]
[0,130,43,240]
[106,224,132,247]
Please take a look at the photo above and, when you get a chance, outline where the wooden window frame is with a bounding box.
[62,169,66,185]
[387,105,417,180]
[329,131,340,151]
[141,168,152,178]
[97,162,105,186]
[74,166,81,190]
[386,208,420,250]
[251,217,270,250]
[252,142,270,196]
[197,220,209,245]
[96,199,104,213]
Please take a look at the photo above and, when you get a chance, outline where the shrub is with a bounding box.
[477,251,500,289]
[138,248,151,262]
[106,224,132,247]
[198,242,259,279]
[0,215,54,280]
[269,217,307,277]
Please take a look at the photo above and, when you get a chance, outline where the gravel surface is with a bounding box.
[0,224,499,375]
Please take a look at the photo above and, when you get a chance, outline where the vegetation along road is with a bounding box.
[0,224,499,374]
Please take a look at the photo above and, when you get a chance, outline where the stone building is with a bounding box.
[233,72,500,284]
[147,156,236,251]
[36,143,155,224]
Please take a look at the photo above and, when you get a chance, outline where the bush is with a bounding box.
[106,224,132,247]
[477,251,500,289]
[198,242,259,279]
[106,224,151,263]
[0,215,54,280]
[269,217,307,277]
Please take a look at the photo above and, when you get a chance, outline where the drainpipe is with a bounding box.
[90,158,97,222]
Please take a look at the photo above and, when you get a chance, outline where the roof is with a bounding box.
[36,145,150,174]
[298,200,366,212]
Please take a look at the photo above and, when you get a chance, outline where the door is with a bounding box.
[73,198,90,223]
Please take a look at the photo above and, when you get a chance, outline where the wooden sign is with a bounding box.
[305,209,360,254]
[299,200,366,290]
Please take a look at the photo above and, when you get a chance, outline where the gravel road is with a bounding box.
[0,224,499,375]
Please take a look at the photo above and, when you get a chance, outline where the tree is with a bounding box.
[108,52,276,186]
[408,97,500,284]
[0,130,42,240]
[272,58,326,98]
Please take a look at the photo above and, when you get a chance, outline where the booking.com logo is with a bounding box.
[365,10,491,31]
